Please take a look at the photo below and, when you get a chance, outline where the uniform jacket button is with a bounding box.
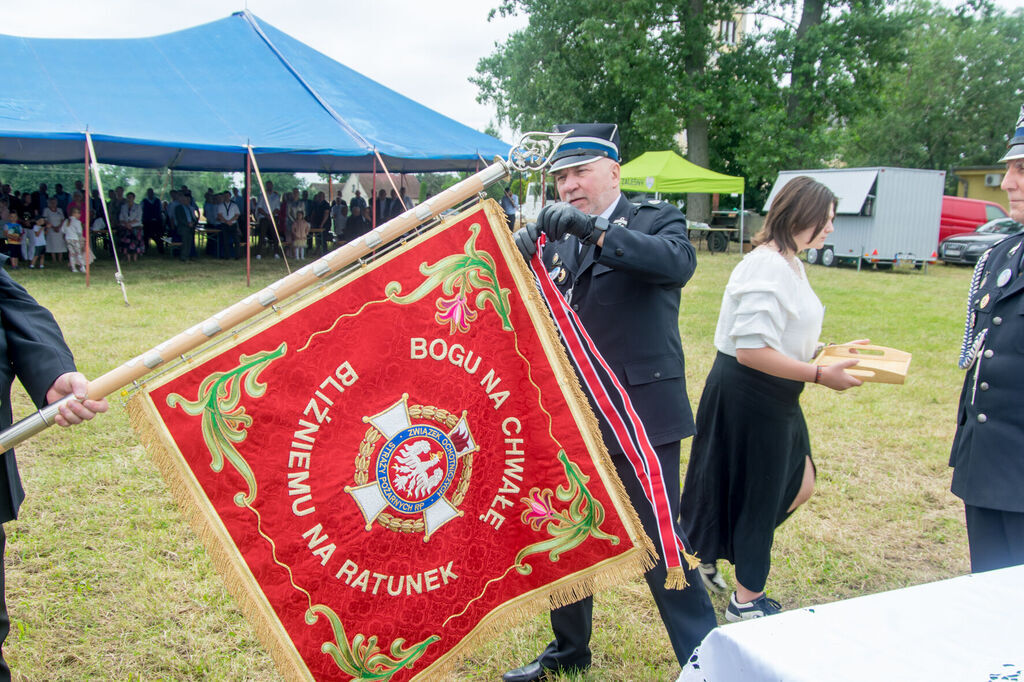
[984,349,994,359]
[615,248,624,256]
[977,413,988,423]
[980,382,990,391]
[572,303,579,311]
[653,371,662,379]
[993,316,1003,325]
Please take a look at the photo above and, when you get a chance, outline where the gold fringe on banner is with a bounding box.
[127,393,314,682]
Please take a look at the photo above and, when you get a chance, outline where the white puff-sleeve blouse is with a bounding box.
[713,247,825,362]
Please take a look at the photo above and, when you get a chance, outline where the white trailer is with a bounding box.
[764,167,945,268]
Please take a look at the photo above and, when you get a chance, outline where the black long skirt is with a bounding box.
[681,351,812,593]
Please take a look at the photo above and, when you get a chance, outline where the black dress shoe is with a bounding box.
[502,660,549,682]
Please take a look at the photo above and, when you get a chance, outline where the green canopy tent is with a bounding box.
[619,150,746,247]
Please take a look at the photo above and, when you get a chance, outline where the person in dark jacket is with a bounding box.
[504,124,715,682]
[343,205,371,242]
[950,103,1024,573]
[0,269,108,679]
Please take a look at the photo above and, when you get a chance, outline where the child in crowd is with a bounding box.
[61,206,86,273]
[19,213,34,265]
[31,216,47,269]
[291,210,309,260]
[3,213,22,269]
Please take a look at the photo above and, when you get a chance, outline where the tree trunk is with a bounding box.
[684,0,712,224]
[787,0,825,133]
[685,110,711,224]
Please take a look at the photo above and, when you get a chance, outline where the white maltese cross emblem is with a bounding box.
[345,395,478,541]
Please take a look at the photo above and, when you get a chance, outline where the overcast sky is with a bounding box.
[1,0,528,136]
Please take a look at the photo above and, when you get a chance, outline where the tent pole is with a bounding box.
[84,138,91,288]
[372,152,377,231]
[245,153,252,287]
[372,150,408,213]
[246,146,289,269]
[739,193,745,253]
[84,132,129,306]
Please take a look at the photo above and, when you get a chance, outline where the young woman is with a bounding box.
[681,176,865,621]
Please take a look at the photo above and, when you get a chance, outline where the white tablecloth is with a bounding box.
[679,565,1024,682]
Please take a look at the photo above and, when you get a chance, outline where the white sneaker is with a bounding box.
[698,562,729,594]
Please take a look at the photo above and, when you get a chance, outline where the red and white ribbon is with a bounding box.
[528,237,697,588]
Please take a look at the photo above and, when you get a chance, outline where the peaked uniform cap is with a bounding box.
[550,123,620,172]
[999,103,1024,163]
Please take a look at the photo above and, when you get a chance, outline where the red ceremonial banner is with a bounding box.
[128,201,653,681]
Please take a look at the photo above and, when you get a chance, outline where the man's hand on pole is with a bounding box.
[45,372,109,427]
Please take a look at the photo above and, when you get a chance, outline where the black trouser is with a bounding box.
[966,504,1024,573]
[539,441,716,671]
[178,223,195,262]
[227,223,239,259]
[0,524,10,682]
[143,218,164,253]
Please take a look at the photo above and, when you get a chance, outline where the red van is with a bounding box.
[940,196,1009,242]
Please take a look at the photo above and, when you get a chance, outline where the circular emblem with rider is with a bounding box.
[345,394,478,541]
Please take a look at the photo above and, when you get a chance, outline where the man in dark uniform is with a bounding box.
[950,103,1024,574]
[0,267,108,679]
[505,124,716,681]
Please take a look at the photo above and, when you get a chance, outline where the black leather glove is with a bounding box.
[513,222,541,259]
[537,202,595,243]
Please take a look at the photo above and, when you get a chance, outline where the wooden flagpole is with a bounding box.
[0,131,568,452]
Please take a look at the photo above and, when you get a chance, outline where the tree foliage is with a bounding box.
[474,0,736,162]
[476,0,911,209]
[839,0,1024,191]
[477,0,1016,209]
[708,0,911,204]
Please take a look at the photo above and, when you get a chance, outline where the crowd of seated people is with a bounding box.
[0,179,418,269]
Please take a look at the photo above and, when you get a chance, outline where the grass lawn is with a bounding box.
[3,248,974,681]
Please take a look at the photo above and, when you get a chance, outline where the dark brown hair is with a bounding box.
[754,176,836,255]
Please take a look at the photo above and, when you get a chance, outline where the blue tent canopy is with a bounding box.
[0,11,509,172]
